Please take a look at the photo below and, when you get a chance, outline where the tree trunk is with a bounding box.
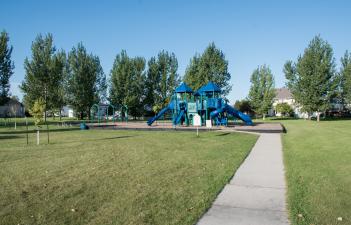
[262,114,266,120]
[36,129,40,145]
[59,109,62,121]
[317,112,320,122]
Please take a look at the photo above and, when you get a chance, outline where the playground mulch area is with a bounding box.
[0,128,257,225]
[89,121,284,133]
[282,120,351,225]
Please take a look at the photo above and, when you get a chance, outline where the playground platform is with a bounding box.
[87,121,284,133]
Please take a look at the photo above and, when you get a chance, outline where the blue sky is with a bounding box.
[1,0,351,104]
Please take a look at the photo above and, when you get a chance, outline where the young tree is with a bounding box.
[248,65,276,119]
[20,34,66,121]
[284,35,337,121]
[29,98,45,145]
[67,43,106,119]
[0,31,15,105]
[184,42,231,95]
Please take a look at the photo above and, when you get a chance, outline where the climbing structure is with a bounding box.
[147,82,253,126]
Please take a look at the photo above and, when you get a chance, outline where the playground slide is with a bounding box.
[210,104,253,125]
[174,109,185,125]
[147,105,171,126]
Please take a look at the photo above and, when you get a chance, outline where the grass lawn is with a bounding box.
[0,128,257,225]
[282,120,351,225]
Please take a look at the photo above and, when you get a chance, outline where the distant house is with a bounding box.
[61,105,74,118]
[0,98,25,118]
[269,87,307,118]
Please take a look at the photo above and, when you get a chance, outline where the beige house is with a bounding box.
[0,99,25,118]
[269,88,307,118]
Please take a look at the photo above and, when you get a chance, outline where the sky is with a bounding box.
[1,0,351,104]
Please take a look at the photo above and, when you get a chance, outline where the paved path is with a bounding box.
[197,133,289,225]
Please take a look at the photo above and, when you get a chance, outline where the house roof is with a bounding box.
[175,83,193,93]
[2,98,23,107]
[275,88,292,100]
[197,81,221,94]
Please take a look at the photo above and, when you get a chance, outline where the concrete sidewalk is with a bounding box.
[197,133,289,225]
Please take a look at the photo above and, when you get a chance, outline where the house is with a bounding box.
[269,87,307,118]
[61,105,74,118]
[0,98,25,118]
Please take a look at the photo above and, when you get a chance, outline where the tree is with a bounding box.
[184,42,231,95]
[284,35,337,121]
[144,51,180,112]
[275,103,293,117]
[67,43,106,119]
[338,51,351,108]
[20,34,66,121]
[234,99,253,114]
[248,65,276,119]
[125,57,146,118]
[144,57,159,113]
[30,98,45,145]
[0,31,15,105]
[109,50,146,118]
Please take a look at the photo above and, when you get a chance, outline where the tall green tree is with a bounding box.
[0,31,15,105]
[144,51,180,112]
[67,43,106,119]
[184,42,231,95]
[284,35,337,121]
[20,34,66,121]
[144,56,159,112]
[109,50,146,118]
[338,51,351,108]
[248,65,276,119]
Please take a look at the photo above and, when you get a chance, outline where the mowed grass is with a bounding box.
[282,120,351,225]
[0,128,257,225]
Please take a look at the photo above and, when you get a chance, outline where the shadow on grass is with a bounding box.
[0,135,22,140]
[0,127,80,135]
[98,135,135,140]
[216,132,231,136]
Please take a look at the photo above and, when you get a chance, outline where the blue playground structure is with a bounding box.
[147,82,253,126]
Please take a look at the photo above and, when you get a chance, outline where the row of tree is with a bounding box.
[244,35,351,121]
[0,31,232,120]
[284,35,351,121]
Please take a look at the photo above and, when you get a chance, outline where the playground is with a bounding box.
[85,82,287,133]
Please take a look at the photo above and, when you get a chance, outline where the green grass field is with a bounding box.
[0,128,257,225]
[282,120,351,225]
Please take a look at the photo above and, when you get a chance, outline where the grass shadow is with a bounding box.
[216,132,231,136]
[0,135,22,140]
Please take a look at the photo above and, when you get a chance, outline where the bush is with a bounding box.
[275,103,293,117]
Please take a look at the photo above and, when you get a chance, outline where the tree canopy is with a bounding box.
[109,50,146,118]
[20,33,66,120]
[0,30,14,105]
[284,35,337,120]
[144,51,180,112]
[67,43,106,119]
[183,42,231,95]
[338,51,351,107]
[248,65,275,118]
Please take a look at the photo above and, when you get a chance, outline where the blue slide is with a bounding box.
[174,109,185,125]
[147,104,171,126]
[210,104,253,125]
